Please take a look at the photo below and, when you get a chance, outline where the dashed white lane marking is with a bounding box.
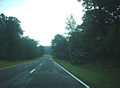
[54,61,90,88]
[30,68,36,73]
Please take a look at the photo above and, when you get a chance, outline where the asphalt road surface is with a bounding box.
[0,55,90,88]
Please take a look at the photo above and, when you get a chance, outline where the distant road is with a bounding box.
[0,55,90,88]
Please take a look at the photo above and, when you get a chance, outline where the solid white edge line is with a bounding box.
[54,61,90,88]
[30,68,36,73]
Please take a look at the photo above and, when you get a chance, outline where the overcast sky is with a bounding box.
[0,0,84,46]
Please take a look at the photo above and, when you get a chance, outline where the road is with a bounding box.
[0,55,90,88]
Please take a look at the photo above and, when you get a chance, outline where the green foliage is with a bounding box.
[78,0,120,66]
[102,24,120,67]
[53,57,120,88]
[51,34,69,59]
[50,1,120,88]
[79,0,120,21]
[65,14,76,31]
[51,0,120,67]
[0,13,44,60]
[44,46,51,55]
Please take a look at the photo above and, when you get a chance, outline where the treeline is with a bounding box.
[51,34,69,59]
[44,46,51,55]
[51,0,120,67]
[0,14,44,60]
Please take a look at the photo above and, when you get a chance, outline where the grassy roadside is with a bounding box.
[51,56,120,88]
[0,56,43,70]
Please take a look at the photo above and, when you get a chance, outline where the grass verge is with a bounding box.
[51,56,120,88]
[0,56,42,70]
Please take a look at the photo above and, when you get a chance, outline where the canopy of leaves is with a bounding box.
[61,1,120,66]
[0,14,44,60]
[51,34,69,59]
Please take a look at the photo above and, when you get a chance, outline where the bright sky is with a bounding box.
[0,0,84,46]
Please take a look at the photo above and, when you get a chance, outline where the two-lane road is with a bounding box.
[0,55,90,88]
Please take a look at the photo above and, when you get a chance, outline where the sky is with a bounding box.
[0,0,84,46]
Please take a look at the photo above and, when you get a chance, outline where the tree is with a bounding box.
[65,15,77,32]
[0,13,44,60]
[77,0,120,67]
[65,15,87,64]
[51,34,69,59]
[19,36,44,59]
[0,14,23,60]
[44,46,51,55]
[78,0,120,22]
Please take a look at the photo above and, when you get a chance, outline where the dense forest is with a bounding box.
[51,0,120,68]
[0,14,44,61]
